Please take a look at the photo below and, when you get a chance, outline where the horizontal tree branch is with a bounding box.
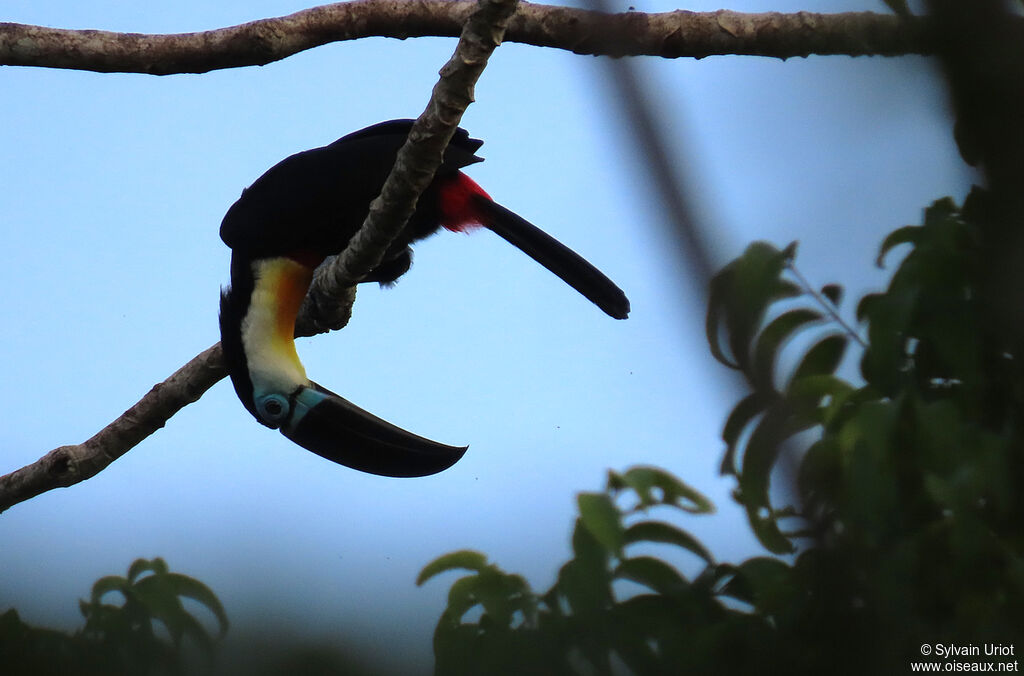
[0,2,934,76]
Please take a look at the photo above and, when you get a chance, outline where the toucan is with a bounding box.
[219,119,629,478]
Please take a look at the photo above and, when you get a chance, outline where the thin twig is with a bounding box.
[787,261,867,348]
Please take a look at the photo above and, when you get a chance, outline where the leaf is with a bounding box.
[434,561,536,632]
[798,436,841,505]
[162,573,229,636]
[730,243,802,373]
[720,557,793,610]
[788,334,847,386]
[820,284,842,306]
[89,575,129,605]
[577,492,624,557]
[786,373,855,425]
[721,393,766,476]
[480,572,535,629]
[706,241,801,370]
[556,558,611,616]
[133,575,190,645]
[177,612,217,658]
[836,400,901,536]
[128,557,168,582]
[746,508,794,557]
[417,550,490,586]
[571,517,611,569]
[614,556,687,595]
[615,466,715,514]
[876,225,920,267]
[736,557,791,589]
[713,563,751,603]
[734,406,798,555]
[922,197,957,226]
[623,520,715,565]
[855,292,880,323]
[706,264,740,369]
[859,288,917,394]
[736,406,789,509]
[445,575,485,622]
[753,308,824,393]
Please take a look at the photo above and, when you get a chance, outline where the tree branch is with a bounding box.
[1,3,933,76]
[0,0,517,513]
[0,344,226,514]
[306,0,519,312]
[0,280,355,513]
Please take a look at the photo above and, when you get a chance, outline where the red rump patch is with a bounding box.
[438,172,492,233]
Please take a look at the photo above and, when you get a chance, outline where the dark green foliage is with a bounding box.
[707,239,849,554]
[418,467,780,676]
[1,558,227,676]
[424,192,1024,674]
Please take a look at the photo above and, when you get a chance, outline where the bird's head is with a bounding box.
[220,254,466,477]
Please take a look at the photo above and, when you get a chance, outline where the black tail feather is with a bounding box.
[472,195,630,320]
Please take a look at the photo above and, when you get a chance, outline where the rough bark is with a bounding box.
[0,4,934,76]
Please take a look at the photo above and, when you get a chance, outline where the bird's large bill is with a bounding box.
[281,384,468,478]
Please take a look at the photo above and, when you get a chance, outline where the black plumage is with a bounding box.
[220,120,484,282]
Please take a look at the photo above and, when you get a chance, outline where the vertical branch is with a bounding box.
[300,0,521,333]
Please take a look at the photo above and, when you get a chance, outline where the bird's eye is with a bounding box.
[257,393,290,427]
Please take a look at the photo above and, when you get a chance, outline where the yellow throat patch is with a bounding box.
[240,257,314,393]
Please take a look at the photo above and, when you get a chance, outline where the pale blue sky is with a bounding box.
[2,0,970,671]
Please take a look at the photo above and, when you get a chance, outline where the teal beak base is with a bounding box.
[281,384,468,478]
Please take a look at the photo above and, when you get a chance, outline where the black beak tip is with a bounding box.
[282,390,469,478]
[602,290,630,320]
